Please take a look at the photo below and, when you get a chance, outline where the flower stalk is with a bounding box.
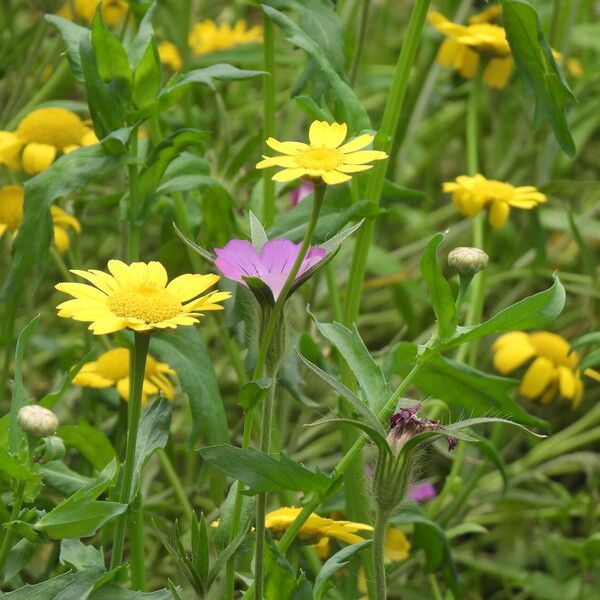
[373,508,391,600]
[262,14,276,227]
[110,332,151,574]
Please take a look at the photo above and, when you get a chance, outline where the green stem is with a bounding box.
[128,492,146,590]
[110,332,151,571]
[0,294,18,404]
[157,449,193,523]
[127,135,141,262]
[262,15,276,227]
[254,381,277,600]
[349,0,371,85]
[226,183,326,599]
[0,480,25,582]
[343,0,432,327]
[373,509,390,600]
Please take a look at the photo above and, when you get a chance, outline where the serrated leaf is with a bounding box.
[45,15,89,81]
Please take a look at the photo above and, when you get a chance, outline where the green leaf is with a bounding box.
[58,420,116,471]
[437,275,565,352]
[45,15,89,81]
[581,349,600,371]
[314,540,372,600]
[8,317,39,452]
[60,539,105,571]
[313,318,390,414]
[89,585,175,599]
[131,398,172,499]
[91,12,132,86]
[150,328,228,447]
[213,481,254,549]
[1,145,122,299]
[41,461,94,496]
[264,537,298,600]
[191,514,209,583]
[5,539,36,582]
[385,342,547,429]
[501,0,576,156]
[571,331,600,350]
[420,233,457,341]
[0,448,37,482]
[239,378,272,411]
[262,4,370,132]
[132,39,162,110]
[199,445,333,496]
[128,2,157,68]
[0,569,107,600]
[249,210,269,251]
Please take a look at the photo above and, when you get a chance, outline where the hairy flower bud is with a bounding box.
[447,246,489,275]
[17,405,59,438]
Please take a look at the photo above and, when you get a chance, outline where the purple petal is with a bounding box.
[297,247,327,277]
[408,482,436,502]
[290,181,314,207]
[390,404,420,428]
[260,239,302,274]
[214,240,263,284]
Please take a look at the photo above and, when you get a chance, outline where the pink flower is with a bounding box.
[214,239,326,302]
[407,482,436,502]
[290,181,314,207]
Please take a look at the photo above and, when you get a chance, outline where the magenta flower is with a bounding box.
[408,482,436,502]
[214,239,326,302]
[290,181,314,207]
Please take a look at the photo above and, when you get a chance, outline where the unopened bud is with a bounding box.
[447,247,489,276]
[17,406,59,438]
[38,436,66,463]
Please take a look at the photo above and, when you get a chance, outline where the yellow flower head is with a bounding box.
[443,174,546,229]
[429,10,513,88]
[0,108,98,175]
[158,41,183,71]
[73,347,176,403]
[265,507,373,546]
[55,260,231,335]
[551,49,584,78]
[493,331,600,408]
[58,0,129,26]
[188,19,263,56]
[257,121,388,185]
[0,185,81,252]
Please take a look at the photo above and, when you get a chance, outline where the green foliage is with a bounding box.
[58,420,116,471]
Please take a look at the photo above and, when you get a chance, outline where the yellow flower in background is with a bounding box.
[257,120,388,185]
[467,5,503,25]
[188,19,262,56]
[265,507,373,545]
[73,347,176,403]
[158,41,183,71]
[358,528,411,596]
[0,185,81,252]
[551,49,584,78]
[443,174,546,229]
[0,108,98,175]
[428,10,513,88]
[493,332,600,408]
[56,260,231,334]
[58,0,129,26]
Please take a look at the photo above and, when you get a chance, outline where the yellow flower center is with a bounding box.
[95,348,130,380]
[107,285,183,323]
[16,108,86,150]
[296,147,344,172]
[0,186,24,232]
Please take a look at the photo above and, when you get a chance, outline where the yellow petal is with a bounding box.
[488,201,510,229]
[342,150,388,165]
[493,341,536,374]
[265,138,308,154]
[323,122,347,148]
[520,357,555,399]
[167,273,220,300]
[557,365,577,399]
[272,168,307,182]
[55,282,107,301]
[584,368,600,382]
[22,142,56,174]
[321,170,351,185]
[493,331,532,350]
[53,226,70,253]
[336,164,372,173]
[384,528,411,561]
[483,57,513,89]
[338,134,374,153]
[308,121,332,147]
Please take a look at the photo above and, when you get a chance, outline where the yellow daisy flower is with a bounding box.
[256,120,388,185]
[158,41,183,71]
[492,331,600,408]
[0,108,98,175]
[57,0,129,27]
[73,347,176,404]
[428,10,513,88]
[551,49,584,78]
[265,507,373,545]
[55,260,231,335]
[188,19,263,56]
[443,174,546,229]
[0,185,81,252]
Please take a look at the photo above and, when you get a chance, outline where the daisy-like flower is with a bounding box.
[428,10,513,88]
[214,239,326,302]
[158,41,183,71]
[443,174,546,229]
[265,507,373,546]
[0,108,98,175]
[73,348,176,404]
[55,260,231,335]
[257,120,388,185]
[57,0,129,26]
[188,19,262,56]
[0,185,81,253]
[493,331,600,408]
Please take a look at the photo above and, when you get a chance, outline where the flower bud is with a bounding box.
[447,246,489,276]
[17,405,59,438]
[38,436,66,463]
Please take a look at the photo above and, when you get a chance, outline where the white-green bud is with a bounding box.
[17,405,59,438]
[447,246,489,275]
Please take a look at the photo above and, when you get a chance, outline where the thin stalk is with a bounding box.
[343,0,432,326]
[157,449,193,523]
[110,332,151,571]
[0,480,25,582]
[349,0,371,85]
[0,294,18,403]
[254,381,277,600]
[373,509,390,600]
[127,135,141,262]
[262,15,276,227]
[325,263,343,322]
[226,184,326,599]
[128,492,146,590]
